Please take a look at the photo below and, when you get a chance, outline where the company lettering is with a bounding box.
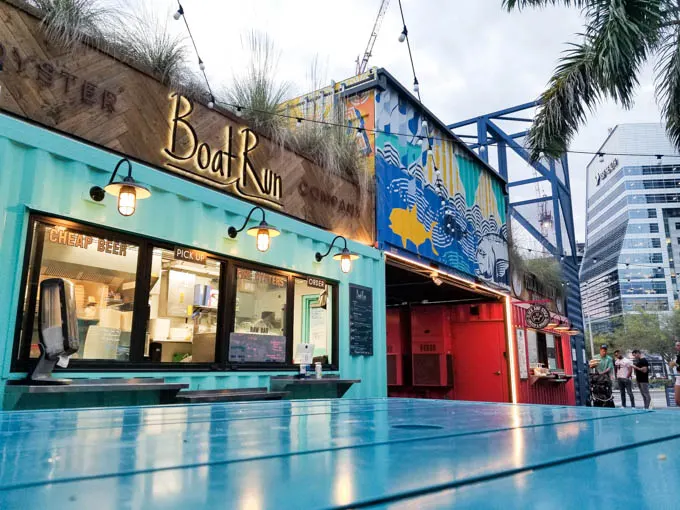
[298,181,360,218]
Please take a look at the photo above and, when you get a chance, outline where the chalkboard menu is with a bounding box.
[349,284,373,356]
[228,333,286,363]
[666,386,677,408]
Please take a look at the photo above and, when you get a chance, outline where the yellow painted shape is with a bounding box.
[475,172,500,219]
[389,204,438,255]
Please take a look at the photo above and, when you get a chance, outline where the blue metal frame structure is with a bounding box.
[448,101,589,406]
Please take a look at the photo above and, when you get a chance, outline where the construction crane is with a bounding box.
[356,0,390,74]
[535,171,553,238]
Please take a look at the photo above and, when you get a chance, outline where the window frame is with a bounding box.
[13,213,340,373]
[225,260,339,371]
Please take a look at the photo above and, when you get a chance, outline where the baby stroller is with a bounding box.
[589,372,615,407]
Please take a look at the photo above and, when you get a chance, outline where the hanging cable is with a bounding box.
[397,0,420,100]
[174,1,213,104]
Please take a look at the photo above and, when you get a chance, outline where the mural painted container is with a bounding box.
[285,69,509,288]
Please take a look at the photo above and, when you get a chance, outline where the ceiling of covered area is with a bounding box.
[385,262,500,307]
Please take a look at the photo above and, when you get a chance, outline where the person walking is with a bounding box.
[669,340,680,407]
[631,349,651,409]
[589,344,615,407]
[614,349,635,408]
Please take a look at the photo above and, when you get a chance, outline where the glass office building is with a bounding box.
[581,124,680,333]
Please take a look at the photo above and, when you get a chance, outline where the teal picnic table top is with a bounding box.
[0,398,677,509]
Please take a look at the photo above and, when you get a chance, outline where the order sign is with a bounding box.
[525,304,551,329]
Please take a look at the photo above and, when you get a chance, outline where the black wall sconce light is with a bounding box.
[228,206,280,252]
[89,158,151,216]
[315,235,359,274]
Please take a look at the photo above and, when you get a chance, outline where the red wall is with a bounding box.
[511,304,576,406]
[388,303,509,403]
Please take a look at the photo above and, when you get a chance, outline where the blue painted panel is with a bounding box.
[0,399,677,509]
[0,113,386,398]
[374,84,509,288]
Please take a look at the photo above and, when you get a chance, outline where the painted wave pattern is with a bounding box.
[378,142,509,286]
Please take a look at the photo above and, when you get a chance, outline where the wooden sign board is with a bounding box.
[0,1,374,245]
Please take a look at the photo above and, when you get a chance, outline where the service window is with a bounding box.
[146,247,221,363]
[229,268,288,363]
[293,277,333,365]
[18,219,140,362]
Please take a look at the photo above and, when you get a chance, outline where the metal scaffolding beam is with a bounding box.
[449,101,589,405]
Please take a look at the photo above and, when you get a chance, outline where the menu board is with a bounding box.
[349,284,373,356]
[666,387,677,408]
[516,329,528,379]
[228,333,286,363]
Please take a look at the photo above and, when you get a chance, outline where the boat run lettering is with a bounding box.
[164,94,283,208]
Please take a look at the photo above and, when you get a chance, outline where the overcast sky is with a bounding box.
[144,0,664,241]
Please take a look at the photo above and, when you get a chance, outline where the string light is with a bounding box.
[399,26,408,43]
[598,153,604,163]
[173,4,183,20]
[207,95,214,109]
[413,77,420,93]
[173,2,680,164]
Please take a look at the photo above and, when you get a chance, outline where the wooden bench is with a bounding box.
[175,387,288,403]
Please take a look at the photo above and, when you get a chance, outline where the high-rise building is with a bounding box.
[580,124,680,334]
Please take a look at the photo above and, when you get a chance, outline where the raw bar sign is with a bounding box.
[164,94,283,208]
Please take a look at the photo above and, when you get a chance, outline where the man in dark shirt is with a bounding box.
[632,349,651,409]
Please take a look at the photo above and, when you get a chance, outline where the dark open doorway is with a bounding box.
[385,258,509,402]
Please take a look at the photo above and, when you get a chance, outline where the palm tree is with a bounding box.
[503,1,680,161]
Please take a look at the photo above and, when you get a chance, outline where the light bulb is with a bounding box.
[207,100,214,109]
[199,60,205,71]
[416,137,423,146]
[173,8,183,20]
[421,119,428,132]
[117,185,136,216]
[598,153,604,163]
[340,254,352,273]
[235,107,242,117]
[414,81,420,93]
[399,32,406,43]
[256,229,270,252]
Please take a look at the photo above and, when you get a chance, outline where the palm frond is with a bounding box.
[502,0,589,11]
[527,40,602,160]
[526,0,664,159]
[655,23,680,149]
[28,0,117,49]
[584,0,663,108]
